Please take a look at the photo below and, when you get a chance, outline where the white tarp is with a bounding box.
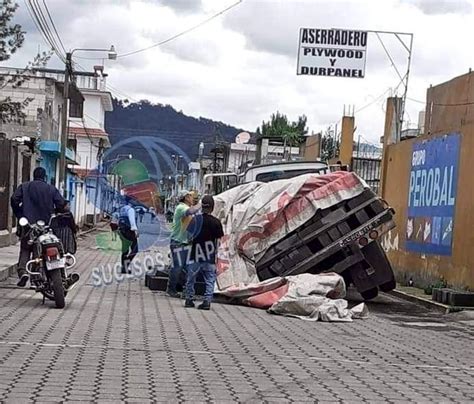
[267,273,368,322]
[213,171,368,291]
[219,272,369,322]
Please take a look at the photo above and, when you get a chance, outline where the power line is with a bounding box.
[30,0,66,61]
[354,88,390,114]
[406,96,425,104]
[375,32,404,84]
[106,83,139,103]
[120,0,242,58]
[25,0,66,63]
[41,0,66,55]
[325,77,406,132]
[75,0,243,60]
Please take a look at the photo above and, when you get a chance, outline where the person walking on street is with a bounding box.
[184,195,224,310]
[118,196,139,274]
[166,189,201,297]
[10,167,65,287]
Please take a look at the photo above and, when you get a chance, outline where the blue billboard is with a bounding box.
[406,133,461,256]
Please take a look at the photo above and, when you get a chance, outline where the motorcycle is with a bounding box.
[19,214,80,309]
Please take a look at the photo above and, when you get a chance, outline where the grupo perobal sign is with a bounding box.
[297,28,368,78]
[406,133,461,256]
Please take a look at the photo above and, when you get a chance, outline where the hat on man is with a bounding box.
[178,189,192,202]
[201,195,215,210]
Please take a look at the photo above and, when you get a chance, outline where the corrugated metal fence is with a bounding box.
[351,157,382,195]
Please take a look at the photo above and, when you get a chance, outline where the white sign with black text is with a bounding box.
[297,28,368,78]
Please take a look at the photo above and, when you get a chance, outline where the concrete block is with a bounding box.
[432,288,441,302]
[441,288,455,304]
[447,291,474,307]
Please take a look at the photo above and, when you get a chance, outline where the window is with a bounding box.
[69,99,84,118]
[67,139,77,152]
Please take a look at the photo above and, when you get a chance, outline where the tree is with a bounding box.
[320,126,340,162]
[256,111,307,158]
[0,0,51,124]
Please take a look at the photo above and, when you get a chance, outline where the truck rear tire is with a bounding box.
[360,287,378,300]
[379,278,396,292]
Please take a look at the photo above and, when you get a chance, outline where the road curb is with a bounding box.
[386,289,456,314]
[0,264,17,282]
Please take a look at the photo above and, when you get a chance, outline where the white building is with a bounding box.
[67,69,113,226]
[0,66,113,229]
[227,142,301,173]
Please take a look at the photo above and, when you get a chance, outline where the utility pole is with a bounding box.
[356,133,361,159]
[58,52,71,196]
[213,132,218,174]
[58,46,116,198]
[93,138,105,225]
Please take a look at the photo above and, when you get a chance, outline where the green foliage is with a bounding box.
[0,0,25,62]
[256,111,307,148]
[424,278,448,295]
[0,1,51,124]
[320,127,340,162]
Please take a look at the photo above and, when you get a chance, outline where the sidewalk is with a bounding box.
[0,243,19,281]
[387,284,473,314]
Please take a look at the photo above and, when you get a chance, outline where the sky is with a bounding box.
[6,0,474,144]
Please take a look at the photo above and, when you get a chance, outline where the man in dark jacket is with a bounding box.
[184,195,224,310]
[10,167,65,286]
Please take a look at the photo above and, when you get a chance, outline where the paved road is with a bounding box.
[0,229,473,403]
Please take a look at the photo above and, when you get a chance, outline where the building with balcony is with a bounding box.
[34,67,114,226]
[0,66,113,228]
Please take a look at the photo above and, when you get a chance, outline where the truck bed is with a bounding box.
[255,189,396,298]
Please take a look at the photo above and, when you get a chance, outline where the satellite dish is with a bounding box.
[235,132,250,144]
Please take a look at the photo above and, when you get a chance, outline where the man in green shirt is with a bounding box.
[167,189,201,297]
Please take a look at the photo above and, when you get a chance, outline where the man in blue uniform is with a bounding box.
[118,196,139,274]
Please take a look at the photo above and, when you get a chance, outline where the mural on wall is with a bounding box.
[406,133,461,255]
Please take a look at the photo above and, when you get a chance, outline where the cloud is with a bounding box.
[5,0,474,146]
[404,0,472,15]
[160,0,203,13]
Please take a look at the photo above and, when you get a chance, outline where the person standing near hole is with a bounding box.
[184,195,224,310]
[166,190,201,297]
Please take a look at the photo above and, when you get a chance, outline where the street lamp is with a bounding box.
[108,45,117,60]
[58,45,117,196]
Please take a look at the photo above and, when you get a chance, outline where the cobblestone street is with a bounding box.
[0,230,473,403]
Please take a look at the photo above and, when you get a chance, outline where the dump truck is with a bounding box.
[212,168,396,300]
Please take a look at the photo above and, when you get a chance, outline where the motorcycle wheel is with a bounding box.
[49,269,65,309]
